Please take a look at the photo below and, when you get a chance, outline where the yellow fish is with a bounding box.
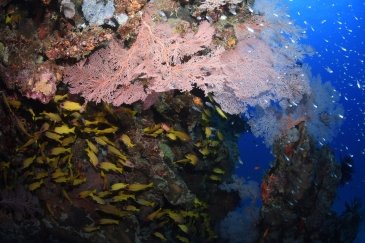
[205,127,212,138]
[117,159,135,168]
[53,177,69,183]
[212,167,225,174]
[60,100,83,111]
[111,194,135,202]
[39,142,48,157]
[169,130,191,142]
[176,235,190,243]
[199,146,210,156]
[94,136,107,146]
[86,139,98,154]
[79,189,96,198]
[193,198,207,208]
[174,158,190,165]
[99,218,119,225]
[99,162,123,174]
[209,140,220,147]
[153,232,167,241]
[50,147,71,156]
[85,148,98,167]
[175,153,198,166]
[181,211,199,218]
[126,182,153,192]
[27,108,36,120]
[61,136,76,146]
[111,182,128,191]
[53,94,68,103]
[97,191,111,198]
[136,199,155,207]
[36,156,47,165]
[201,112,210,123]
[120,134,135,148]
[83,224,100,233]
[124,205,139,212]
[146,208,163,221]
[215,106,228,119]
[166,210,184,224]
[54,125,75,134]
[22,155,36,169]
[209,174,221,182]
[16,137,35,152]
[38,122,50,133]
[108,145,127,160]
[83,120,97,126]
[143,124,161,134]
[98,204,129,218]
[40,112,62,122]
[217,130,224,141]
[83,127,97,133]
[100,170,107,188]
[52,168,68,179]
[207,93,215,103]
[83,116,112,126]
[166,132,177,141]
[147,128,164,137]
[95,136,116,147]
[89,193,105,204]
[45,131,63,143]
[72,177,86,186]
[62,189,73,204]
[96,126,118,135]
[28,180,44,191]
[48,157,59,169]
[185,153,198,166]
[178,224,189,233]
[69,112,81,119]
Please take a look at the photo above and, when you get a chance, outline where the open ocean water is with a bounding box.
[237,0,365,241]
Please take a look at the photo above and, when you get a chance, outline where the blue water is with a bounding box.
[236,0,365,241]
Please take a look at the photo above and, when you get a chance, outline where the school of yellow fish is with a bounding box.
[1,91,233,242]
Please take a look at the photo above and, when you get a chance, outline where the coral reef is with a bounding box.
[0,18,63,103]
[0,0,360,242]
[0,0,114,103]
[44,26,113,61]
[0,0,311,124]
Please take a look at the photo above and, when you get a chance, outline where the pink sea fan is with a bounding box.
[63,4,310,115]
[63,10,221,106]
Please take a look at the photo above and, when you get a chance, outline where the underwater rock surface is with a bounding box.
[259,122,361,242]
